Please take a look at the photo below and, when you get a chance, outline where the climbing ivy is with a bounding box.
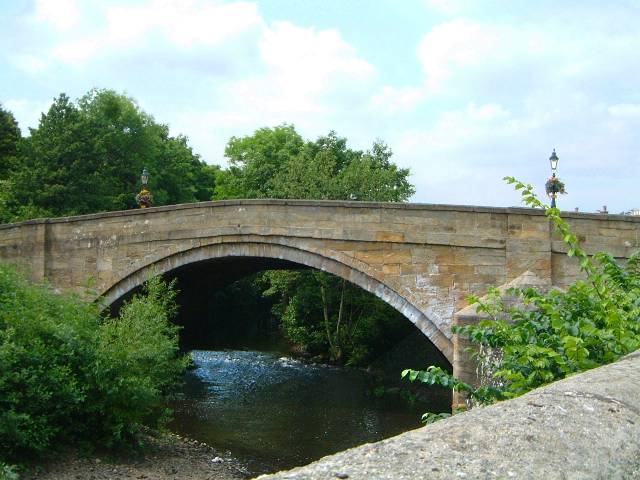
[403,177,640,414]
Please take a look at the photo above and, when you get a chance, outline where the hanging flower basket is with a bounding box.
[545,176,566,196]
[136,188,154,208]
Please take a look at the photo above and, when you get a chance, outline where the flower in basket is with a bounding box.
[545,176,566,195]
[136,188,154,208]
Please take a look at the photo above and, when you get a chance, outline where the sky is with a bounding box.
[1,0,639,212]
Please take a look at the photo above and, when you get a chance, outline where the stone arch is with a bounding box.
[100,240,453,362]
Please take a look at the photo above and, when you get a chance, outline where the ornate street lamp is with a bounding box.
[136,167,154,208]
[141,167,149,187]
[549,149,559,173]
[545,149,566,208]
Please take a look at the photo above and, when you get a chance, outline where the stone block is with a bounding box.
[354,251,385,264]
[382,264,401,275]
[375,231,405,242]
[383,250,412,263]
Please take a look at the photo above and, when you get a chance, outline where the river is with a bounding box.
[169,349,436,476]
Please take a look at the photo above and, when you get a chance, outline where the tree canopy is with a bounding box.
[215,124,415,202]
[1,89,218,222]
[0,104,21,181]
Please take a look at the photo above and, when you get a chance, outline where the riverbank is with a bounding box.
[21,433,248,480]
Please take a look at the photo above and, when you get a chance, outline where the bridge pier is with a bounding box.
[452,270,551,409]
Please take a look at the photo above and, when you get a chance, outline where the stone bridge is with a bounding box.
[1,199,639,379]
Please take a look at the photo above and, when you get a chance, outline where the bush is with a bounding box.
[403,177,640,414]
[0,264,187,462]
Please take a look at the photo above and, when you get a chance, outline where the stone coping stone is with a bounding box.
[256,351,640,480]
[2,200,638,229]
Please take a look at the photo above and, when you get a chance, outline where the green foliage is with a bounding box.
[264,270,413,366]
[401,366,504,407]
[1,90,218,222]
[217,124,305,199]
[0,106,24,223]
[0,104,21,181]
[215,126,415,202]
[0,462,19,480]
[87,276,188,448]
[0,263,187,462]
[421,412,452,424]
[404,177,640,418]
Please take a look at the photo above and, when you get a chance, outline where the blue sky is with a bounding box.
[2,0,639,212]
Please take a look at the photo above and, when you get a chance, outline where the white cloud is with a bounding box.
[218,21,374,126]
[35,0,81,30]
[10,54,49,74]
[53,38,102,65]
[44,0,262,66]
[369,86,426,114]
[424,0,465,16]
[390,88,640,209]
[393,102,515,163]
[172,21,376,160]
[104,0,262,47]
[259,22,373,94]
[418,19,503,91]
[467,102,510,122]
[608,103,640,118]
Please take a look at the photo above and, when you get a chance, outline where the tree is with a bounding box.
[0,104,21,180]
[264,270,413,365]
[215,126,414,202]
[4,89,217,220]
[214,124,417,365]
[215,124,305,199]
[338,141,415,202]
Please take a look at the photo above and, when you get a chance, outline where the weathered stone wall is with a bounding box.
[257,350,640,480]
[1,200,639,366]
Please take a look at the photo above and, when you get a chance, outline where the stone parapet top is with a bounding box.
[2,199,638,229]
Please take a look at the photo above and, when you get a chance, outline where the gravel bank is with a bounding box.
[22,433,248,480]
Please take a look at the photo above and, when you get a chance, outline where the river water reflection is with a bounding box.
[169,350,431,476]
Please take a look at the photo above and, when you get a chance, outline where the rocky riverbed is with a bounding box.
[22,433,248,480]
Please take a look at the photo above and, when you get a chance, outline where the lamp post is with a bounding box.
[141,167,149,187]
[545,149,565,209]
[136,167,153,208]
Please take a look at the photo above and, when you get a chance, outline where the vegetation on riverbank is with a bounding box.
[404,179,640,419]
[0,263,188,469]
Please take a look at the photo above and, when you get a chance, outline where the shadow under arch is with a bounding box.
[100,240,453,362]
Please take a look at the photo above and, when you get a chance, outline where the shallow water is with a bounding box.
[169,349,431,476]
